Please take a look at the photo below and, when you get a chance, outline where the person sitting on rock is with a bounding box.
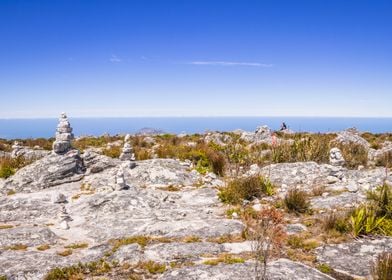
[280,122,287,131]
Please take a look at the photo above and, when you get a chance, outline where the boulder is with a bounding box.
[316,237,392,278]
[3,151,85,193]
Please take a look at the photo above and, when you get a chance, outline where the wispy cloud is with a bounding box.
[109,54,122,63]
[189,61,273,67]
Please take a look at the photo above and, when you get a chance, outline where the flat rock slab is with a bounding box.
[0,226,59,247]
[144,242,225,262]
[0,245,108,280]
[159,259,335,280]
[127,159,201,187]
[316,237,392,278]
[311,192,366,210]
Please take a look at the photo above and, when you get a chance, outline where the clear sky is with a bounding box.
[0,0,391,118]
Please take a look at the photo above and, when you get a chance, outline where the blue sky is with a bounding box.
[0,0,391,118]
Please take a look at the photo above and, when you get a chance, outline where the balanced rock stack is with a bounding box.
[115,167,127,191]
[11,141,23,158]
[329,147,345,166]
[58,205,72,230]
[119,134,136,167]
[53,113,74,155]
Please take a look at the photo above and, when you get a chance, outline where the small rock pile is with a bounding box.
[53,112,74,155]
[329,147,345,166]
[11,141,23,158]
[119,134,136,168]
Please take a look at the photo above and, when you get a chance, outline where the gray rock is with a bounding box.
[3,151,85,193]
[334,128,370,149]
[311,192,366,210]
[0,226,59,247]
[144,242,225,262]
[51,192,67,203]
[110,243,144,264]
[82,150,118,174]
[316,237,392,278]
[286,223,307,235]
[159,259,335,280]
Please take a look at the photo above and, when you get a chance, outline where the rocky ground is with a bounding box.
[0,124,391,280]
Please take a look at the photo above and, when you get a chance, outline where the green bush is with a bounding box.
[0,165,14,179]
[219,175,275,204]
[350,205,385,237]
[284,188,310,214]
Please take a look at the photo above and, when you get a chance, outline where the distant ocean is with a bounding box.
[0,117,391,139]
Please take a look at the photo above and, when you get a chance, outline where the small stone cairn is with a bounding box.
[59,205,72,230]
[53,112,74,155]
[115,167,127,191]
[119,134,136,168]
[11,141,23,158]
[329,147,345,166]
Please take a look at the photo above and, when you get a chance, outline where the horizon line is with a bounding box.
[1,115,392,120]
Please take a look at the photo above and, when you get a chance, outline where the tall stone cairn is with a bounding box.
[53,112,74,155]
[120,134,136,160]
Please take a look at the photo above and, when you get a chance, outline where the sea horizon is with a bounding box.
[1,116,391,139]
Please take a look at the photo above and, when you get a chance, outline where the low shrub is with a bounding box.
[203,254,245,266]
[44,259,112,280]
[284,189,310,214]
[219,175,275,204]
[139,261,166,274]
[350,205,385,237]
[337,142,368,168]
[271,134,333,164]
[0,156,32,178]
[287,235,319,251]
[37,244,51,251]
[102,145,121,158]
[322,212,350,233]
[371,252,392,280]
[367,184,392,219]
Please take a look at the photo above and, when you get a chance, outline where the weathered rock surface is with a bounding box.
[11,141,50,160]
[316,237,392,278]
[311,192,366,210]
[2,151,85,193]
[82,150,118,174]
[159,259,335,280]
[241,125,276,144]
[0,227,59,247]
[334,128,370,149]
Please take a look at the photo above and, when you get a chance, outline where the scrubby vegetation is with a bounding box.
[284,188,311,214]
[219,175,274,204]
[349,184,392,237]
[371,252,392,280]
[44,259,112,280]
[244,207,286,280]
[0,156,32,178]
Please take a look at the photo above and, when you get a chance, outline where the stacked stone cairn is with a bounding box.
[11,141,23,158]
[329,147,345,166]
[53,112,74,155]
[119,134,136,168]
[115,167,127,191]
[59,205,72,230]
